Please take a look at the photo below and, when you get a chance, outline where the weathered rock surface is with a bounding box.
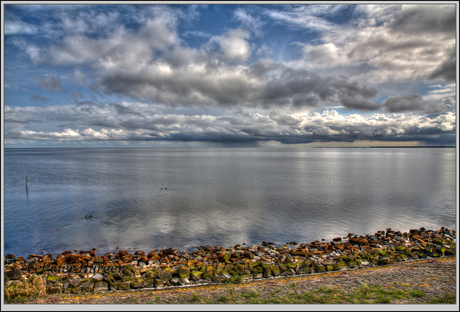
[4,227,456,295]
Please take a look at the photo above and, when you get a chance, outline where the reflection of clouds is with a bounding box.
[155,214,174,234]
[5,148,456,257]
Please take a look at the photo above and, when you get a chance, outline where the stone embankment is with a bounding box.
[4,227,456,295]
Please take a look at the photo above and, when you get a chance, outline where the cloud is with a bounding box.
[288,4,456,85]
[34,75,65,92]
[71,91,84,98]
[207,29,253,63]
[428,46,456,82]
[4,102,456,146]
[4,19,38,35]
[30,95,50,101]
[387,4,456,35]
[382,94,424,113]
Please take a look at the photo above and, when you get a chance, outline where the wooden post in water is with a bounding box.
[26,174,29,187]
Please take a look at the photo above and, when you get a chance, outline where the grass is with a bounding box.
[426,294,456,304]
[4,277,47,302]
[5,283,456,305]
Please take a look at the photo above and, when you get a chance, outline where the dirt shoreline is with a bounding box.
[6,256,457,306]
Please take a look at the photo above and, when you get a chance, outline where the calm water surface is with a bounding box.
[3,147,457,257]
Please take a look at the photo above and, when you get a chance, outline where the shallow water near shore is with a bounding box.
[4,147,456,257]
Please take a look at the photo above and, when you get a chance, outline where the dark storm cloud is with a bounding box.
[387,5,456,36]
[248,61,380,109]
[428,46,456,82]
[382,94,424,113]
[340,97,381,111]
[34,75,65,92]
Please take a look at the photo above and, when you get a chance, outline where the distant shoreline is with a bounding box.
[3,145,456,149]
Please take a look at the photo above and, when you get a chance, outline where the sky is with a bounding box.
[2,2,458,148]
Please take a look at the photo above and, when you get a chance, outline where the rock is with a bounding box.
[117,281,131,290]
[92,273,104,282]
[47,283,63,294]
[94,281,109,292]
[46,274,62,283]
[190,270,203,281]
[154,279,164,288]
[5,265,22,280]
[179,277,191,285]
[158,268,173,283]
[79,281,94,292]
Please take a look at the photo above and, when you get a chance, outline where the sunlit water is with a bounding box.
[4,147,457,257]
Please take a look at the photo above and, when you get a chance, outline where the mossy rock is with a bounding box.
[325,265,334,271]
[384,251,395,258]
[433,238,445,245]
[223,253,231,263]
[106,276,117,288]
[344,255,355,262]
[249,260,262,268]
[223,264,234,273]
[46,274,62,283]
[378,257,391,265]
[423,246,434,253]
[154,279,164,288]
[47,284,63,294]
[278,263,287,272]
[69,287,80,294]
[117,281,131,290]
[445,249,455,256]
[314,264,325,273]
[144,269,159,279]
[79,281,94,292]
[285,262,297,269]
[215,263,225,274]
[263,265,272,277]
[271,264,281,276]
[123,264,134,272]
[359,252,369,259]
[378,249,386,256]
[235,263,248,275]
[333,261,346,270]
[203,265,215,279]
[368,255,378,263]
[94,281,109,292]
[190,270,204,281]
[142,278,154,288]
[130,278,145,289]
[250,266,263,274]
[395,245,406,252]
[303,259,314,267]
[158,269,173,283]
[435,247,447,256]
[122,275,136,282]
[346,260,357,268]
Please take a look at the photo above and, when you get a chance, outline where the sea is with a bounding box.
[3,147,457,257]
